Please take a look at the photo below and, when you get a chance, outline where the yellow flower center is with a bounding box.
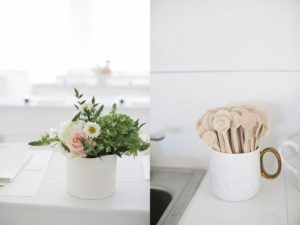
[88,127,96,134]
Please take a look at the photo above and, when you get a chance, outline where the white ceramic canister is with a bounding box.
[66,154,116,199]
[209,147,281,201]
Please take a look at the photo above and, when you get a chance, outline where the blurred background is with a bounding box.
[0,0,150,142]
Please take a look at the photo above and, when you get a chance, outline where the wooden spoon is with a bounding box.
[231,106,248,115]
[231,107,246,151]
[240,112,257,153]
[244,106,269,151]
[202,131,220,151]
[208,112,216,130]
[244,105,267,122]
[213,115,232,153]
[201,112,212,130]
[197,123,206,138]
[215,108,231,119]
[230,111,241,154]
[254,122,264,149]
[261,123,270,137]
[247,126,257,151]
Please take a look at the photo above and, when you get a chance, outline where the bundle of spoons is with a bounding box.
[196,105,269,154]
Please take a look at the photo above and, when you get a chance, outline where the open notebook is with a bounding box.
[0,146,33,183]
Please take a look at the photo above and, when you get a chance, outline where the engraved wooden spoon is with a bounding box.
[213,115,232,153]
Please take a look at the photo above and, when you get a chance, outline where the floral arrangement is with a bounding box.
[29,88,149,158]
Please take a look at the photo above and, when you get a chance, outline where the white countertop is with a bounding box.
[0,145,149,225]
[179,170,299,225]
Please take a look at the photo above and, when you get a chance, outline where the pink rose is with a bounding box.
[66,130,87,157]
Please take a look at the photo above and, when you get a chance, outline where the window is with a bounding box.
[0,0,149,83]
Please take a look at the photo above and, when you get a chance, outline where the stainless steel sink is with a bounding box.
[151,188,172,225]
[150,167,206,225]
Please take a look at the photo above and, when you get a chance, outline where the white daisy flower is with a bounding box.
[79,102,93,112]
[83,122,101,138]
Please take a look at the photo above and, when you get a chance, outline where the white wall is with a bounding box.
[151,0,300,168]
[151,0,300,71]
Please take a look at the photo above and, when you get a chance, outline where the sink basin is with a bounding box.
[151,167,206,225]
[150,188,172,225]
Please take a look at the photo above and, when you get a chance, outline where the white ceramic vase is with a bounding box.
[66,154,116,199]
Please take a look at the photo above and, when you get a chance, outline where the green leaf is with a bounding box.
[59,140,70,151]
[134,119,140,127]
[138,122,146,129]
[111,103,117,113]
[28,134,58,146]
[74,104,79,110]
[94,105,104,118]
[80,100,86,105]
[115,152,122,158]
[28,140,46,146]
[92,96,95,104]
[74,88,79,98]
[72,112,81,121]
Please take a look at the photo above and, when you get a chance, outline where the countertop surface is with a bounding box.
[0,144,149,225]
[179,169,299,225]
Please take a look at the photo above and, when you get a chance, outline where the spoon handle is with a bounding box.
[230,128,240,154]
[239,127,244,153]
[250,138,255,151]
[254,137,259,150]
[222,131,232,153]
[243,131,251,153]
[217,132,226,153]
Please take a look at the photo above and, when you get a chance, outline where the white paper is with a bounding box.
[0,151,33,182]
[0,149,53,196]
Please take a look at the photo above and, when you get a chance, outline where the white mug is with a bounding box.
[279,135,300,190]
[209,147,281,201]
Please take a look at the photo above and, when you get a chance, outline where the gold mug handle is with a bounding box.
[260,147,282,179]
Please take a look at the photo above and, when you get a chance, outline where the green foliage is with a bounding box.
[85,113,149,158]
[28,133,57,146]
[28,88,149,158]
